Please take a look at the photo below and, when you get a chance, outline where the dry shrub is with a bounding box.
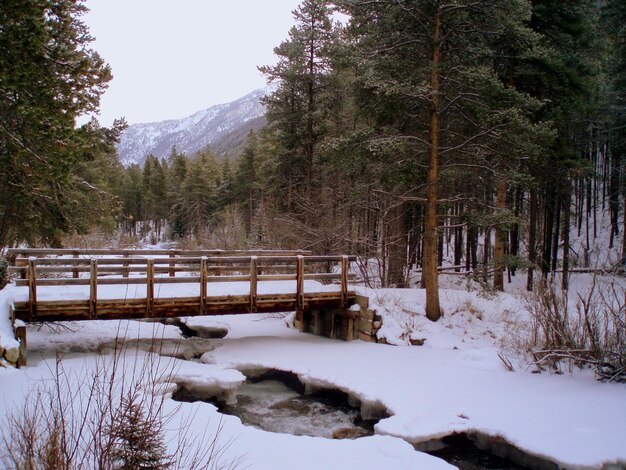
[174,206,252,251]
[523,276,625,381]
[1,338,244,469]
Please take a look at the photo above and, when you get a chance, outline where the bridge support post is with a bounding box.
[200,256,208,314]
[73,251,80,279]
[312,310,324,335]
[147,258,155,317]
[296,255,305,331]
[16,324,27,367]
[341,255,349,308]
[89,259,98,318]
[27,257,37,321]
[249,256,258,313]
[169,251,176,277]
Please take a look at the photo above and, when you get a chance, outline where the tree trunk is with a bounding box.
[562,181,571,290]
[541,186,554,278]
[424,6,442,321]
[387,202,407,287]
[510,188,521,276]
[527,187,537,291]
[493,179,507,291]
[454,203,463,272]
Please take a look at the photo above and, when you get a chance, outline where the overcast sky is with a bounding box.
[81,0,300,126]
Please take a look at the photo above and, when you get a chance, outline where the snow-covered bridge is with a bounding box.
[7,249,377,364]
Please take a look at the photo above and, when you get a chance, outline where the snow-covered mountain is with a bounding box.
[117,88,269,166]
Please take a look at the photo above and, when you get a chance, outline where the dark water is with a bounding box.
[430,435,531,470]
[173,372,375,439]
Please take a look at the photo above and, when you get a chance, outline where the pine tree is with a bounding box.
[337,0,546,318]
[0,0,112,248]
[109,394,169,470]
[167,149,189,239]
[259,0,336,200]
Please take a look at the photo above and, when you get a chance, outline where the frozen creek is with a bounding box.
[166,319,563,470]
[171,365,546,470]
[173,369,378,440]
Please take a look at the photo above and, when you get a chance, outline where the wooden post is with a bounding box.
[341,255,349,308]
[328,311,337,339]
[346,316,355,341]
[90,259,98,318]
[73,251,79,279]
[296,255,304,313]
[123,253,130,278]
[312,311,324,335]
[27,257,37,321]
[147,258,154,317]
[200,256,208,314]
[249,256,258,312]
[16,325,27,367]
[169,251,176,277]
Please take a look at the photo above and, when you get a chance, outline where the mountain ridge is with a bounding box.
[116,87,269,166]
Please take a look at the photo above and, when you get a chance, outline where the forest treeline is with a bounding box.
[2,1,625,318]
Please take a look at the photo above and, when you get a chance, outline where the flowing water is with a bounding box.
[173,371,376,439]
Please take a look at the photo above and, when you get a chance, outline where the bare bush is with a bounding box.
[522,276,625,382]
[1,340,244,469]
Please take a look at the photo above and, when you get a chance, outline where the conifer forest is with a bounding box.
[2,0,625,318]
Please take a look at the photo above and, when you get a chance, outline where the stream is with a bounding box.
[172,368,540,470]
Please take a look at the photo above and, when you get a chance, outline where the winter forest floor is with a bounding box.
[0,268,625,469]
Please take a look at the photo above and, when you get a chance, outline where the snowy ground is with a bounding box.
[0,272,625,469]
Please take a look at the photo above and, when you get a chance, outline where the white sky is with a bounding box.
[81,0,300,126]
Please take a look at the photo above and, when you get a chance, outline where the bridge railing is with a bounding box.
[7,249,357,320]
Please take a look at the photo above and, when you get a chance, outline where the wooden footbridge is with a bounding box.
[6,249,378,365]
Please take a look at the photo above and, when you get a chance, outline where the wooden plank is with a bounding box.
[304,255,357,263]
[89,259,97,318]
[346,317,355,341]
[206,275,249,282]
[312,310,324,335]
[257,274,297,282]
[147,258,154,317]
[7,248,312,258]
[200,256,207,314]
[28,258,37,321]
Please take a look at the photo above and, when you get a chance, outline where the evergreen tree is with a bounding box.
[109,394,169,469]
[336,0,544,318]
[522,0,598,288]
[235,130,260,236]
[72,118,127,234]
[180,149,220,236]
[167,148,189,238]
[120,165,143,235]
[0,0,111,247]
[259,0,336,200]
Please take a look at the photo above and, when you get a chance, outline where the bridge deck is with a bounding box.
[10,281,355,322]
[8,249,358,323]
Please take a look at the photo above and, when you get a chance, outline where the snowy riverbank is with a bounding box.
[1,275,625,469]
